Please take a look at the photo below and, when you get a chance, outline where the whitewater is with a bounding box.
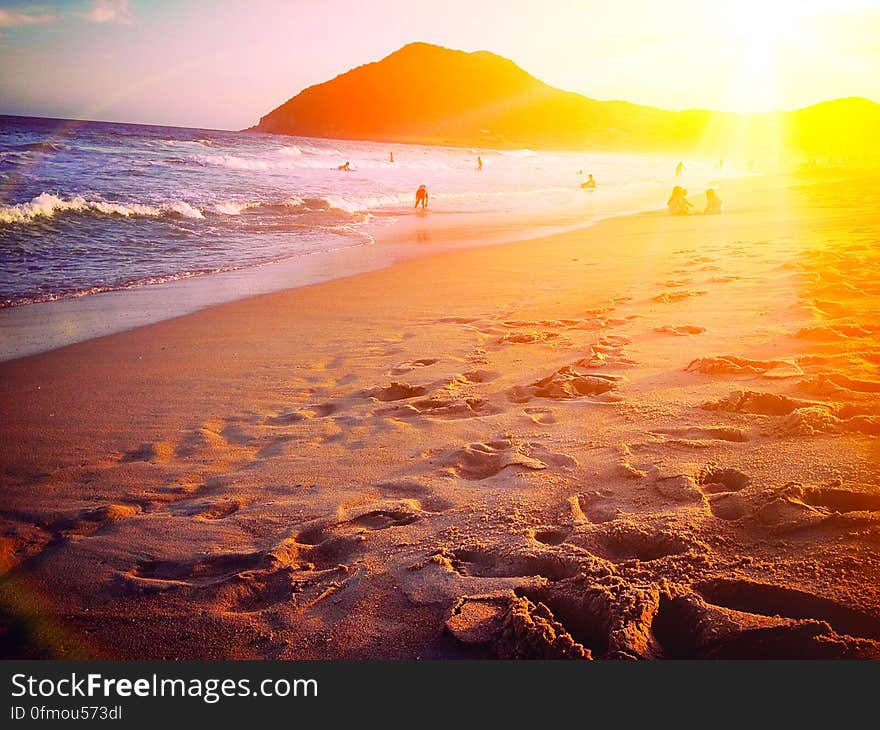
[0,114,735,309]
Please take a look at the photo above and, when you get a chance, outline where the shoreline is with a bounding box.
[0,194,666,362]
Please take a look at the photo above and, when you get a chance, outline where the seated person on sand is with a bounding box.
[581,174,596,189]
[338,161,351,171]
[704,188,722,214]
[414,184,429,210]
[667,185,692,215]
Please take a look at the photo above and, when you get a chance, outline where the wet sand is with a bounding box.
[1,170,879,659]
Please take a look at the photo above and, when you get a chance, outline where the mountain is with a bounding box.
[251,42,880,158]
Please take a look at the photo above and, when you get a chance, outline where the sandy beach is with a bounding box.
[2,170,879,659]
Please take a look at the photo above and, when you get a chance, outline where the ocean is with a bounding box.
[0,114,732,311]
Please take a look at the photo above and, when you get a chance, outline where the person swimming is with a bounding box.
[414,184,429,210]
[667,185,692,215]
[581,174,596,190]
[705,188,723,214]
[338,161,351,171]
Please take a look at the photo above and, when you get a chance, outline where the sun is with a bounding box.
[716,0,802,112]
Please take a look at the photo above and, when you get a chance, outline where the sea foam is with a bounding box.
[0,193,206,224]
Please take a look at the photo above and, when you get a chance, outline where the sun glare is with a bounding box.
[717,0,800,112]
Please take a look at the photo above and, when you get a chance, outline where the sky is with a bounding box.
[1,0,879,130]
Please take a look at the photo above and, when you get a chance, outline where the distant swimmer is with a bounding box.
[338,161,351,171]
[414,184,429,210]
[580,173,596,190]
[704,188,723,214]
[477,156,483,171]
[667,185,692,215]
[576,169,584,175]
[675,161,684,177]
[390,152,394,163]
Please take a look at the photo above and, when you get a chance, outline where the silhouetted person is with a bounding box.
[415,184,429,210]
[675,161,684,177]
[477,156,483,171]
[705,188,722,214]
[667,186,692,215]
[338,161,351,171]
[390,152,394,163]
[581,174,596,190]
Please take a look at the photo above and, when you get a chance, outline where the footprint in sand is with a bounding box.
[578,336,636,368]
[376,395,499,421]
[297,501,424,547]
[447,369,500,387]
[387,358,439,376]
[45,503,142,538]
[563,519,700,563]
[574,491,623,524]
[702,390,819,416]
[700,390,880,435]
[427,437,576,481]
[686,355,803,379]
[189,499,243,521]
[795,323,872,341]
[697,465,751,494]
[694,579,880,642]
[530,526,572,546]
[173,422,234,458]
[652,425,748,443]
[510,367,623,403]
[120,441,175,464]
[652,290,707,303]
[441,545,580,581]
[132,551,265,585]
[523,407,556,425]
[497,331,567,346]
[363,382,428,402]
[799,373,880,396]
[655,325,705,336]
[785,483,880,516]
[739,481,880,533]
[654,582,880,659]
[375,480,455,513]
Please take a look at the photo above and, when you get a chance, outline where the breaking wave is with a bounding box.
[0,193,204,225]
[0,192,380,226]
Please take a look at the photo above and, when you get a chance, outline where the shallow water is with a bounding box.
[0,115,733,308]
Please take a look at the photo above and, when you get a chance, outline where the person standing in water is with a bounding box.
[477,156,483,171]
[414,184,429,210]
[390,152,394,163]
[675,161,684,177]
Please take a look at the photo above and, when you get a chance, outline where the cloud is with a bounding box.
[0,8,59,27]
[81,0,133,24]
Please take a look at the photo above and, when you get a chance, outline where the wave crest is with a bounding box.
[0,193,205,225]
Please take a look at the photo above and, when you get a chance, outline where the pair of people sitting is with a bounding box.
[667,186,722,215]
